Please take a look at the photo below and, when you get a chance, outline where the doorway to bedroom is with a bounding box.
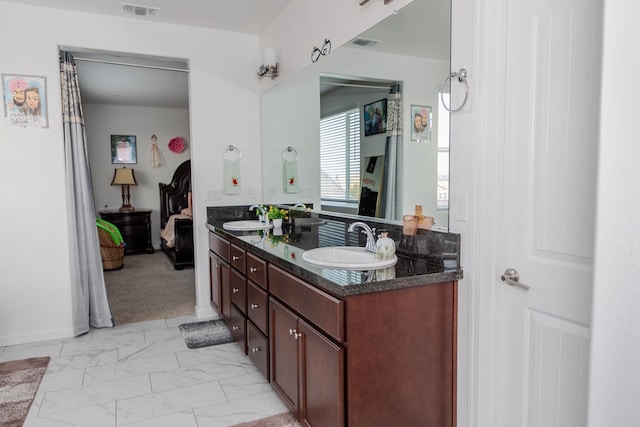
[71,49,196,324]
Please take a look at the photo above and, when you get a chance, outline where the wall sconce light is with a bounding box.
[111,167,138,212]
[257,47,278,79]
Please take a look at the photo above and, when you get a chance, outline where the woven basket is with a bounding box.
[98,227,124,271]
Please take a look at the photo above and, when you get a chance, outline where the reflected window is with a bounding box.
[320,107,361,205]
[437,93,450,210]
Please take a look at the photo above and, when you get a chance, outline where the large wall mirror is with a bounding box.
[261,0,451,230]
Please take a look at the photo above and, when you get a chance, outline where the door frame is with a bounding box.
[450,0,511,424]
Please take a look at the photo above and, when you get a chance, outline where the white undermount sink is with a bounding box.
[222,220,273,231]
[302,246,397,270]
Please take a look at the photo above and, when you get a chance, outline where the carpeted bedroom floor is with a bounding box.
[104,251,196,325]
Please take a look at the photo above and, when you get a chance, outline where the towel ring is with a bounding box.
[224,144,242,161]
[282,146,298,161]
[440,68,469,113]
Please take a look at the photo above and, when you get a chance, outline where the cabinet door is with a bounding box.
[230,304,247,354]
[270,298,300,416]
[247,281,268,335]
[230,268,247,315]
[220,260,231,321]
[209,252,221,311]
[247,321,269,380]
[299,319,344,427]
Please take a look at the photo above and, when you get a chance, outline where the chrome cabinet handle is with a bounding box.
[232,255,240,261]
[251,347,261,353]
[501,268,530,291]
[289,328,302,340]
[232,288,240,293]
[232,326,240,331]
[251,304,259,309]
[249,267,258,273]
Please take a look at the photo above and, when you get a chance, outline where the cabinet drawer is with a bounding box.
[269,265,344,342]
[230,269,247,315]
[247,321,269,380]
[209,232,230,262]
[246,253,268,290]
[230,244,246,274]
[247,281,269,335]
[230,304,247,354]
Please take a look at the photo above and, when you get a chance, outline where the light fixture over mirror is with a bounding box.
[261,0,451,230]
[257,47,278,79]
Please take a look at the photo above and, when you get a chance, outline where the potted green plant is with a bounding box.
[267,206,288,227]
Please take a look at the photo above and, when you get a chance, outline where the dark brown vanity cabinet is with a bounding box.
[209,253,230,321]
[209,232,230,319]
[209,231,269,379]
[270,298,344,427]
[209,229,457,427]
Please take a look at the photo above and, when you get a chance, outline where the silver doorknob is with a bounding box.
[501,268,530,291]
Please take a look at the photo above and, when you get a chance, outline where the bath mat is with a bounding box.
[0,356,50,427]
[231,412,301,427]
[179,319,234,349]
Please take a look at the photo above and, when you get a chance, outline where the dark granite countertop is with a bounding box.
[206,206,463,299]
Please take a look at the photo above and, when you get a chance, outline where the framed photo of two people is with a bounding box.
[411,105,432,142]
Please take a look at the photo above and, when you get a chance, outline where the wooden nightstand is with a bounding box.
[99,210,154,255]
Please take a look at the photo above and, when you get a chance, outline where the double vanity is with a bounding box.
[207,206,462,427]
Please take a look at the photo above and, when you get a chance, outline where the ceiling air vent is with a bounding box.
[350,38,380,48]
[121,2,161,17]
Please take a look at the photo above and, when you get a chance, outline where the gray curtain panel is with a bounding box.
[60,51,113,334]
[381,85,403,220]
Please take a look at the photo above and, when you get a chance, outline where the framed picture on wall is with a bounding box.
[111,135,137,164]
[363,98,387,136]
[410,105,432,142]
[2,73,49,129]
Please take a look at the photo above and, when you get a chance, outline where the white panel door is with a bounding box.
[490,0,601,425]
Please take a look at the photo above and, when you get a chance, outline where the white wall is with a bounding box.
[588,0,640,424]
[84,104,191,249]
[0,0,262,345]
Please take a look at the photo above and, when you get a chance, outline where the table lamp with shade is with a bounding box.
[111,167,138,212]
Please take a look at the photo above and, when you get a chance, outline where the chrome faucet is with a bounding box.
[249,204,267,223]
[347,221,377,253]
[292,203,306,210]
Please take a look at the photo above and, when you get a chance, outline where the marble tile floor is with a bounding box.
[0,315,288,426]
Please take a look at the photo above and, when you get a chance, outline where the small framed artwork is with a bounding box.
[111,135,137,164]
[363,98,387,136]
[411,105,432,142]
[2,73,49,129]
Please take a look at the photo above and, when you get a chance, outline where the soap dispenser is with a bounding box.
[376,230,396,260]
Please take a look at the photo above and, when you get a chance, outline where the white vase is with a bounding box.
[376,231,396,260]
[272,218,283,227]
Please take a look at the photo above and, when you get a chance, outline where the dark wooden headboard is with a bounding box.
[159,160,191,228]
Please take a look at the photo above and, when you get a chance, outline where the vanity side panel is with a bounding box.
[345,281,457,427]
